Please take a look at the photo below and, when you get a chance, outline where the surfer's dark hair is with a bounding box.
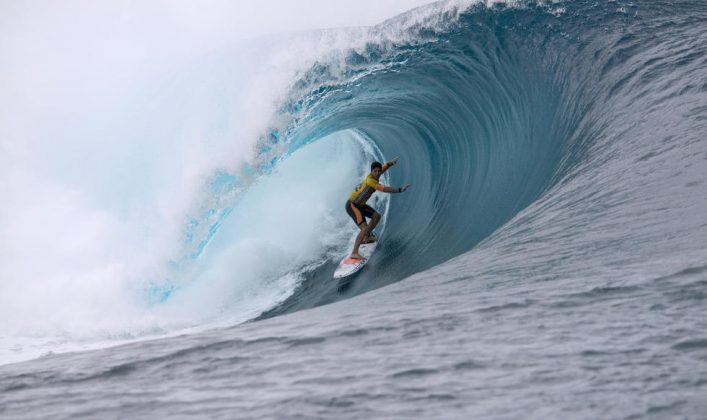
[371,161,383,171]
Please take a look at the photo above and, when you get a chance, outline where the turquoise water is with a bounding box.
[2,1,707,418]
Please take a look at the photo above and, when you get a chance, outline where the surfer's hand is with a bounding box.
[400,184,410,192]
[387,157,399,166]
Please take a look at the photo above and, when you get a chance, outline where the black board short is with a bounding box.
[346,201,376,226]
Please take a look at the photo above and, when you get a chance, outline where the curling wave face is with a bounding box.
[258,0,707,313]
[262,2,575,312]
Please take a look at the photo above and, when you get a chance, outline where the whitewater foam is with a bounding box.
[0,1,482,363]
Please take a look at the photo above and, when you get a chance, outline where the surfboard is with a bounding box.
[333,241,377,279]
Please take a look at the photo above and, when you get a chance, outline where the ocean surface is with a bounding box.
[2,0,707,418]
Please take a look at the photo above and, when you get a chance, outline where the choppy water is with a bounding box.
[2,0,707,418]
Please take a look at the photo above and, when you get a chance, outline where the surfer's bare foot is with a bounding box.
[350,253,364,260]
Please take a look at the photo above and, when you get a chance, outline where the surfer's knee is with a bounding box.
[372,212,381,222]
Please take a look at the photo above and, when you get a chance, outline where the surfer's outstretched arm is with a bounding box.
[380,184,410,193]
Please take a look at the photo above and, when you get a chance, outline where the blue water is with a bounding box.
[2,0,707,418]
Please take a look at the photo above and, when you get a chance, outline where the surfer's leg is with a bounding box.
[361,210,380,242]
[351,222,368,259]
[346,201,364,226]
[356,206,377,240]
[368,212,381,232]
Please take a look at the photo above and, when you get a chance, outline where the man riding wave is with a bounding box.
[345,157,410,260]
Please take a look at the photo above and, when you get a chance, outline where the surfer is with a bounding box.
[346,158,410,260]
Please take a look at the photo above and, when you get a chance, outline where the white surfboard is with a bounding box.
[333,241,377,279]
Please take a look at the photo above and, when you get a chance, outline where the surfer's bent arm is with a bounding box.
[380,157,399,174]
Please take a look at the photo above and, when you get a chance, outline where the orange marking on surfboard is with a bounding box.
[344,257,365,265]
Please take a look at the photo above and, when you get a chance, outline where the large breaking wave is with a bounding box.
[2,0,706,363]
